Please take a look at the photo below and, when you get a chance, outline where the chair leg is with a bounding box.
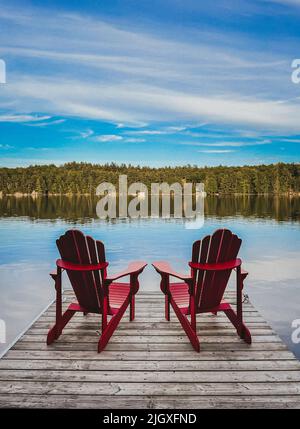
[240,324,252,343]
[102,310,107,332]
[191,311,196,333]
[102,296,108,332]
[224,307,252,344]
[130,295,135,321]
[190,296,196,332]
[165,294,170,321]
[98,297,130,352]
[170,297,200,352]
[47,308,76,345]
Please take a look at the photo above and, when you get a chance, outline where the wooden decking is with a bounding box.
[0,290,300,409]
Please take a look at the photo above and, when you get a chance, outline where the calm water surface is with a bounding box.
[0,196,299,358]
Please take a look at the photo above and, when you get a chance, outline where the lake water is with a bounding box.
[0,195,299,359]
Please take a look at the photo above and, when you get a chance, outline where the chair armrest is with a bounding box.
[240,269,249,287]
[50,271,58,280]
[189,258,242,271]
[56,259,109,272]
[152,261,192,282]
[241,269,248,278]
[106,261,147,282]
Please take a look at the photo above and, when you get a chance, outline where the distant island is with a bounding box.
[0,162,299,196]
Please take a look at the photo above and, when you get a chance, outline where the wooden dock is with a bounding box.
[0,290,300,409]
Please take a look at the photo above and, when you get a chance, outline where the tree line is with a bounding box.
[0,162,299,195]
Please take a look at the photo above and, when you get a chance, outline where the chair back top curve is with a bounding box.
[191,229,242,311]
[56,229,106,313]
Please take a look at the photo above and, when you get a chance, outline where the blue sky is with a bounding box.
[0,0,300,167]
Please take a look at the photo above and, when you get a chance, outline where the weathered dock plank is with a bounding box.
[0,291,300,409]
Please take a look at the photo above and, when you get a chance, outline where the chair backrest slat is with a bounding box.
[86,235,104,308]
[192,236,209,305]
[56,230,106,313]
[192,229,242,311]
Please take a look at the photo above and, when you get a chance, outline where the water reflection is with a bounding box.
[0,195,299,222]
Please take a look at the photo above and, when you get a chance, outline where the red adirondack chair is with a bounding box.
[47,229,147,352]
[152,229,251,352]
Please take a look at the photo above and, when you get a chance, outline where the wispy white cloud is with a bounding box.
[79,129,94,139]
[25,119,66,127]
[125,124,207,135]
[198,149,235,153]
[0,114,51,123]
[0,144,13,149]
[164,126,187,132]
[27,147,51,151]
[181,139,271,147]
[3,76,300,131]
[94,134,123,142]
[123,138,146,143]
[277,138,300,143]
[115,122,148,129]
[164,123,208,133]
[126,130,170,135]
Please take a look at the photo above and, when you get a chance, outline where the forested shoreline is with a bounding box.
[0,162,299,195]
